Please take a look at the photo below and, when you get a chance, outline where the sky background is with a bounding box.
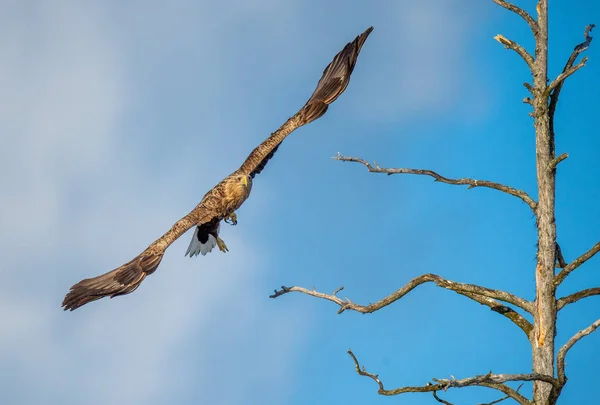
[1,0,599,404]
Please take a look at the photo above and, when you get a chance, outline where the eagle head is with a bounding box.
[239,175,250,188]
[226,174,252,200]
[237,174,251,189]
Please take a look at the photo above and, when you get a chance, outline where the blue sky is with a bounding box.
[1,0,599,404]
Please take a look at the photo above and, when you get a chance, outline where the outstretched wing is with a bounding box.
[240,27,374,178]
[62,208,215,311]
[61,249,164,310]
[305,26,373,109]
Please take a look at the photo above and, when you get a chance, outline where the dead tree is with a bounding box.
[271,1,596,404]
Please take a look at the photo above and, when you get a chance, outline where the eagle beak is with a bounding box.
[243,177,248,187]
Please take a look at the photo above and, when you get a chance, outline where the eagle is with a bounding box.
[62,26,373,311]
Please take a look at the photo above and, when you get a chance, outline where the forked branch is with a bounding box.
[271,273,534,337]
[555,241,600,285]
[347,349,555,405]
[491,0,538,34]
[547,57,589,94]
[333,154,537,211]
[548,24,595,123]
[547,24,595,96]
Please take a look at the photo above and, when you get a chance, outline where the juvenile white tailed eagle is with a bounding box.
[62,27,373,311]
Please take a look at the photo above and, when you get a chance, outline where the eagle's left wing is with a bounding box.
[306,26,373,107]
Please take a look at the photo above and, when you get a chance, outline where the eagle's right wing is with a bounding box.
[61,248,164,311]
[62,207,216,311]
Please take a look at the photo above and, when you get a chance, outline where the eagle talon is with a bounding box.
[216,237,229,253]
[224,212,238,226]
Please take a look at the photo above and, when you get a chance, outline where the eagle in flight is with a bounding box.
[62,27,373,311]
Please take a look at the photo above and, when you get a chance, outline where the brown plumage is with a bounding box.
[62,26,373,311]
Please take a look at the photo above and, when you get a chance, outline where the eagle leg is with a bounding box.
[216,236,229,253]
[224,212,238,225]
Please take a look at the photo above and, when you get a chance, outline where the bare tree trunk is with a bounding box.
[531,1,557,404]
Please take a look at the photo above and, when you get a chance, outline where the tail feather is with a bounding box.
[185,225,219,257]
[62,249,164,311]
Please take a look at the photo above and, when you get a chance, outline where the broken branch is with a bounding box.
[494,34,535,70]
[549,153,568,169]
[555,242,567,268]
[555,241,600,285]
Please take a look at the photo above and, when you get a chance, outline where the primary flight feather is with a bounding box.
[62,26,373,311]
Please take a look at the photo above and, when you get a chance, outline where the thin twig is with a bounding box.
[479,384,524,405]
[333,286,344,295]
[494,34,535,70]
[347,349,384,391]
[557,287,600,310]
[491,0,538,34]
[271,273,534,337]
[433,390,455,405]
[347,349,546,405]
[555,241,600,286]
[332,154,537,211]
